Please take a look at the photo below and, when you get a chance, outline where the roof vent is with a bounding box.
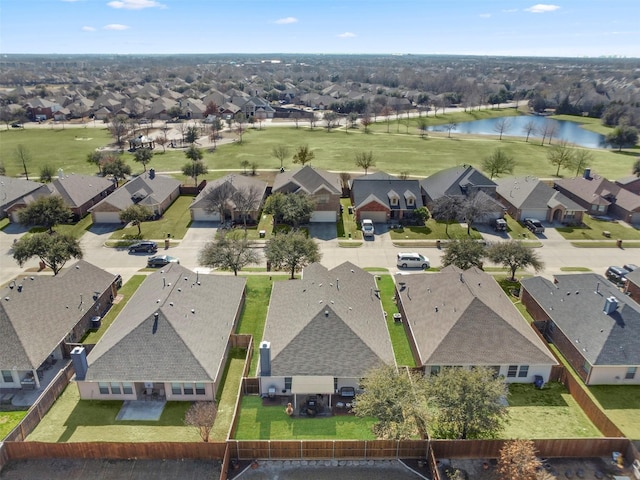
[17,284,23,293]
[324,310,329,317]
[603,296,618,315]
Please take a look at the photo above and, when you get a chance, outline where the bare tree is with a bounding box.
[355,151,376,175]
[444,122,458,138]
[463,192,499,235]
[108,115,129,148]
[291,111,301,129]
[233,185,263,229]
[234,113,246,142]
[547,140,575,177]
[381,105,393,133]
[482,149,516,179]
[571,149,593,177]
[323,111,339,132]
[493,118,512,140]
[271,145,290,171]
[360,112,372,133]
[184,401,217,442]
[339,172,351,192]
[203,180,236,222]
[14,144,31,180]
[155,135,168,153]
[522,120,536,143]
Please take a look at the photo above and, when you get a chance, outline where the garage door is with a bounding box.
[310,210,337,223]
[10,211,21,223]
[191,209,220,222]
[360,211,387,223]
[92,211,121,223]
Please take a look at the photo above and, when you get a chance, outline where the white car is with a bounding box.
[397,253,430,269]
[361,219,375,237]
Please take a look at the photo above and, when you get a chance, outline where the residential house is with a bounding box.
[23,98,63,121]
[239,96,275,119]
[76,264,246,401]
[89,173,180,223]
[0,261,118,392]
[625,268,640,305]
[5,173,116,222]
[394,266,557,383]
[190,174,267,223]
[351,172,423,223]
[0,176,43,220]
[554,171,640,225]
[615,175,640,196]
[272,166,342,222]
[259,262,395,412]
[420,165,504,224]
[521,273,640,385]
[496,176,585,224]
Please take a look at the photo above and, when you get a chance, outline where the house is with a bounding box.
[350,172,423,223]
[554,170,640,225]
[76,264,246,401]
[190,174,268,223]
[394,266,557,383]
[272,166,342,222]
[625,268,640,304]
[89,173,180,224]
[259,262,395,411]
[238,96,276,119]
[521,273,640,385]
[5,173,116,222]
[615,175,640,196]
[496,176,585,224]
[23,98,62,121]
[0,176,43,220]
[0,261,118,392]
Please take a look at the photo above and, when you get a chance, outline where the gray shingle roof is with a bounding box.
[395,266,556,367]
[351,173,423,211]
[272,166,341,195]
[52,174,114,208]
[262,262,395,377]
[0,261,117,370]
[496,176,584,211]
[191,174,267,210]
[85,264,246,382]
[521,274,640,366]
[420,165,496,202]
[89,174,180,212]
[0,176,44,213]
[555,174,640,212]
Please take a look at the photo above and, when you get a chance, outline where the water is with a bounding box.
[427,115,607,148]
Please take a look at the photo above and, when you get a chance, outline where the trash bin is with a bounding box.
[259,230,266,238]
[164,238,170,249]
[617,239,623,248]
[436,240,441,249]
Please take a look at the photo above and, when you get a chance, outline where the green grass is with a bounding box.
[108,195,194,240]
[1,410,28,440]
[559,267,592,272]
[389,221,482,240]
[27,382,199,442]
[338,241,363,247]
[0,218,11,230]
[29,214,93,239]
[550,114,614,136]
[337,198,362,240]
[1,114,636,181]
[233,396,377,440]
[504,382,601,439]
[505,215,537,240]
[82,275,146,344]
[587,385,640,441]
[571,241,640,248]
[556,216,640,241]
[375,275,415,367]
[210,348,247,441]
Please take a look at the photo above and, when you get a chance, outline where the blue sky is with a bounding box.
[1,0,638,57]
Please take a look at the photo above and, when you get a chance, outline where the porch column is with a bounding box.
[32,369,41,389]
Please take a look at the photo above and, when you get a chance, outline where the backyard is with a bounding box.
[0,410,28,440]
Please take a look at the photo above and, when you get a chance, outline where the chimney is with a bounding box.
[584,168,591,180]
[603,296,619,315]
[259,341,271,376]
[70,346,88,381]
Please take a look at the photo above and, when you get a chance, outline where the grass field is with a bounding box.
[1,112,636,181]
[1,410,28,440]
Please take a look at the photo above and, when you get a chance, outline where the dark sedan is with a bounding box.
[147,255,179,267]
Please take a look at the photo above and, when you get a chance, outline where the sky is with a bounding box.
[1,0,638,57]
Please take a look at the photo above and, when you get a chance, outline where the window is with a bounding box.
[195,383,206,395]
[98,382,109,394]
[122,382,133,395]
[626,367,637,380]
[507,365,518,378]
[407,197,415,206]
[390,197,399,206]
[430,366,441,376]
[110,382,121,394]
[583,361,591,374]
[171,383,181,395]
[1,370,13,383]
[315,194,329,204]
[183,383,194,395]
[284,377,292,390]
[518,366,529,378]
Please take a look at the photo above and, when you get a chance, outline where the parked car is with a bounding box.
[11,123,23,128]
[361,219,375,238]
[147,255,179,267]
[623,264,638,272]
[605,266,630,286]
[397,252,430,269]
[523,218,545,234]
[128,241,158,253]
[494,218,507,231]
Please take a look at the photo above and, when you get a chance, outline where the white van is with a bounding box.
[397,253,430,269]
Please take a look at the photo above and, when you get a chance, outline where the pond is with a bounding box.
[427,115,607,148]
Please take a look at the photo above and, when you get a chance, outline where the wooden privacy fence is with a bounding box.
[4,363,74,442]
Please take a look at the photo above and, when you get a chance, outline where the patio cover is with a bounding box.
[291,376,334,394]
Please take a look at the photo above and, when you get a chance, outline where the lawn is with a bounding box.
[210,348,247,441]
[504,382,601,439]
[1,113,636,181]
[0,217,12,230]
[375,274,415,367]
[588,385,640,441]
[550,115,614,136]
[505,215,537,240]
[337,198,362,240]
[29,213,93,239]
[389,220,482,240]
[1,410,28,440]
[233,396,377,440]
[108,195,195,240]
[27,382,199,442]
[82,275,146,344]
[556,216,640,241]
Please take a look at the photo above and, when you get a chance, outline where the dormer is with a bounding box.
[404,190,416,207]
[387,189,400,207]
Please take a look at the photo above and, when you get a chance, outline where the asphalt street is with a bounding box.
[1,220,637,286]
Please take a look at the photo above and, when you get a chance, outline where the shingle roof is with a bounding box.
[521,274,640,366]
[51,174,114,208]
[351,173,423,211]
[85,264,246,382]
[191,174,267,210]
[262,262,395,377]
[89,174,180,212]
[0,176,44,212]
[272,166,341,195]
[555,174,640,212]
[396,266,556,367]
[420,165,496,202]
[0,261,117,370]
[496,176,584,211]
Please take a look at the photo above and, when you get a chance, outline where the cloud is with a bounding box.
[525,4,560,13]
[103,24,130,30]
[479,13,491,18]
[107,0,165,10]
[275,17,298,25]
[337,32,356,38]
[502,8,518,13]
[82,26,96,31]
